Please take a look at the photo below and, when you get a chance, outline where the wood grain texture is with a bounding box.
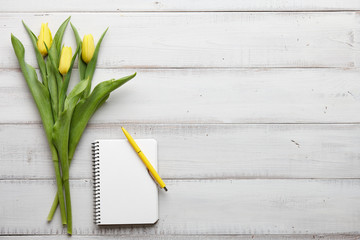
[1,2,360,239]
[1,179,359,235]
[3,12,359,69]
[1,0,360,12]
[1,123,360,179]
[1,235,360,240]
[1,68,360,124]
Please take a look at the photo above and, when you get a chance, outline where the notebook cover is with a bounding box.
[92,139,159,225]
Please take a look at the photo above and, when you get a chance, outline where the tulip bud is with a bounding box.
[58,46,72,75]
[82,34,95,63]
[37,23,53,56]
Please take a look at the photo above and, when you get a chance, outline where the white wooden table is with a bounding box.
[1,1,360,239]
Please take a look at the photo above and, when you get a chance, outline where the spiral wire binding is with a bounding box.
[92,141,101,224]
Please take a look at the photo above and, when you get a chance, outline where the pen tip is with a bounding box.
[164,187,168,192]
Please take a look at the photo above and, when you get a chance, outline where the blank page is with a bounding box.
[94,139,158,225]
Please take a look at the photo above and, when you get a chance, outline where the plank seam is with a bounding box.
[1,178,360,181]
[2,67,359,70]
[0,233,359,237]
[1,122,360,125]
[1,10,360,13]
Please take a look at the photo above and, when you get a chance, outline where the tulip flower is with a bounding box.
[82,34,95,63]
[58,46,72,75]
[37,23,52,56]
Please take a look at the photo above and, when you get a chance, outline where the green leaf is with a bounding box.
[53,79,89,180]
[11,34,53,141]
[70,22,82,44]
[70,23,86,80]
[45,42,63,99]
[52,78,89,235]
[83,27,109,97]
[11,33,67,226]
[70,24,108,98]
[64,79,89,111]
[46,57,59,122]
[45,16,71,95]
[53,79,89,173]
[68,73,136,160]
[22,21,47,88]
[46,17,78,115]
[53,79,89,160]
[53,16,71,55]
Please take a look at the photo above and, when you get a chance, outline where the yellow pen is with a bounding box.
[121,127,168,191]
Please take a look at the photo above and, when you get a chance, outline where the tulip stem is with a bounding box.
[48,144,67,225]
[64,179,72,235]
[58,75,65,113]
[47,157,72,222]
[56,138,72,233]
[47,192,58,222]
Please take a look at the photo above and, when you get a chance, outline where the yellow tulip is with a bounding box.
[82,34,95,63]
[58,46,72,75]
[37,23,53,56]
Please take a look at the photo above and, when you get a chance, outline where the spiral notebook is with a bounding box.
[92,139,159,225]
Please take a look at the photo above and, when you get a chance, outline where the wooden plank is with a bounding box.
[1,235,359,240]
[1,0,360,12]
[3,12,359,69]
[0,179,359,235]
[1,123,360,179]
[1,68,360,124]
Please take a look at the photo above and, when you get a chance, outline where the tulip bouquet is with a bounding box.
[11,17,136,234]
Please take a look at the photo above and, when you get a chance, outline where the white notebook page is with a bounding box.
[95,139,158,225]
